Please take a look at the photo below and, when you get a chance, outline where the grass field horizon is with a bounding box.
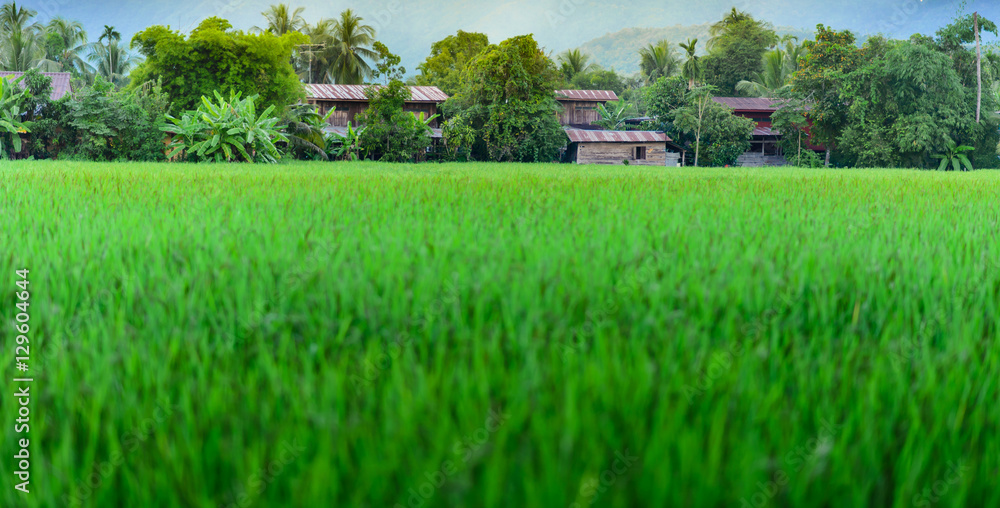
[2,160,999,507]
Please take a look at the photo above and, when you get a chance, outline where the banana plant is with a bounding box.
[931,140,974,171]
[0,77,30,159]
[162,91,288,163]
[329,122,365,161]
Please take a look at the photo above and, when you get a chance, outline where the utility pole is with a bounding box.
[297,44,325,83]
[975,12,982,123]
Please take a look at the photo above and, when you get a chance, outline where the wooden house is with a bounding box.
[555,89,618,128]
[304,84,448,128]
[712,97,822,166]
[564,129,681,166]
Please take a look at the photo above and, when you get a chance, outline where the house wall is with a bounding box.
[309,100,440,128]
[557,100,604,127]
[575,142,667,166]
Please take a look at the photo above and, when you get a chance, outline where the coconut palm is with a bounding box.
[638,40,679,85]
[0,1,44,71]
[679,38,701,90]
[38,17,92,75]
[736,49,792,97]
[254,3,307,35]
[87,39,140,86]
[299,18,336,83]
[708,8,753,49]
[326,9,377,85]
[557,49,598,82]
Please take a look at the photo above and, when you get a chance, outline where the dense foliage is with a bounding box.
[162,91,287,163]
[703,12,780,94]
[130,17,306,114]
[414,31,490,96]
[356,80,435,162]
[445,35,567,162]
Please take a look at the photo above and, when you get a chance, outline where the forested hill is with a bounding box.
[578,24,817,75]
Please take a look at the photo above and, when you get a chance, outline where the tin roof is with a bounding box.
[0,72,73,100]
[711,97,789,112]
[324,125,443,139]
[565,128,668,143]
[305,84,448,103]
[753,126,780,136]
[556,89,619,102]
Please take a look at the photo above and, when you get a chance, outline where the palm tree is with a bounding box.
[299,18,336,83]
[708,7,752,49]
[638,40,679,85]
[39,17,92,75]
[0,1,44,71]
[782,40,807,74]
[254,3,306,35]
[96,25,121,82]
[736,49,792,97]
[87,39,140,86]
[326,9,377,85]
[557,49,598,82]
[679,38,701,90]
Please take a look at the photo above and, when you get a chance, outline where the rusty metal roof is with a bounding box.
[565,128,668,143]
[711,97,791,112]
[0,72,73,100]
[324,125,443,139]
[556,89,619,102]
[305,84,448,102]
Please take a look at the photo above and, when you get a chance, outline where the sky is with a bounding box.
[26,0,1000,73]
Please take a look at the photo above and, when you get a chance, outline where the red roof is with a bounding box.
[556,89,618,102]
[0,72,73,100]
[712,97,788,112]
[305,84,448,102]
[565,129,668,143]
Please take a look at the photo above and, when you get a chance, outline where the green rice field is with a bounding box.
[2,161,999,507]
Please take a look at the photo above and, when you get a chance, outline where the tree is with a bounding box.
[96,25,122,80]
[571,69,625,96]
[558,48,598,83]
[638,40,679,85]
[356,80,435,162]
[673,85,755,167]
[790,25,866,166]
[87,39,140,86]
[326,9,377,85]
[708,7,753,49]
[163,90,287,163]
[736,48,792,97]
[679,39,701,90]
[255,4,306,35]
[370,41,405,84]
[931,140,974,171]
[414,31,489,96]
[445,35,567,162]
[41,17,91,76]
[702,13,779,95]
[297,18,335,83]
[131,18,306,114]
[0,1,44,71]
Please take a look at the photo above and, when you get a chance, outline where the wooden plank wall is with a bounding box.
[557,100,602,126]
[575,143,668,166]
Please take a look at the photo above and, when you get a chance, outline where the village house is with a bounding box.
[0,72,74,100]
[556,89,682,166]
[711,97,823,167]
[304,84,448,138]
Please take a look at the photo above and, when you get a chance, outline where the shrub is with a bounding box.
[163,91,287,163]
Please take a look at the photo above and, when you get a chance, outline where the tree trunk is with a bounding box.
[694,133,701,167]
[824,147,831,167]
[797,130,802,166]
[975,12,982,123]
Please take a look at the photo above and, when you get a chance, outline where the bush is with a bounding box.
[163,91,287,163]
[356,81,435,162]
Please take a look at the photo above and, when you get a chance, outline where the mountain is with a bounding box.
[576,24,817,76]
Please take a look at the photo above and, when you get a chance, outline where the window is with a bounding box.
[634,146,647,160]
